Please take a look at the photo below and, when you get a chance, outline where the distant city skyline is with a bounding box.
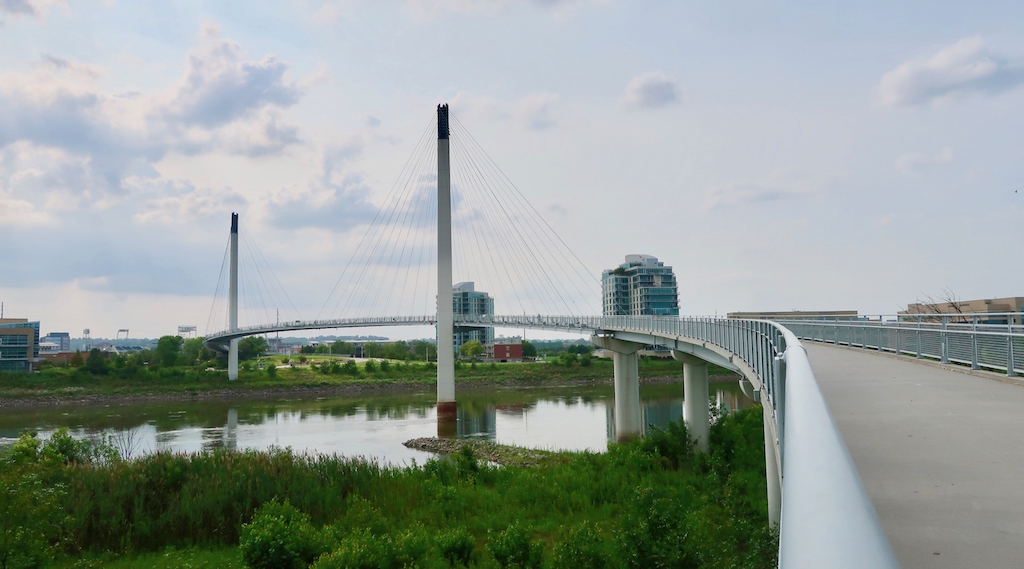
[2,1,1022,338]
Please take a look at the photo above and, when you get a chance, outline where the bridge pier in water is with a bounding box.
[591,336,644,441]
[672,351,710,453]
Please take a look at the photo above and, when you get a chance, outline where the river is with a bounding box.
[0,381,754,465]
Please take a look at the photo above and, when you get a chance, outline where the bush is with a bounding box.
[379,360,391,373]
[342,360,359,376]
[266,365,277,379]
[239,500,332,569]
[298,355,308,364]
[313,527,430,569]
[364,360,378,374]
[281,357,290,365]
[551,522,606,569]
[487,522,543,569]
[436,527,475,567]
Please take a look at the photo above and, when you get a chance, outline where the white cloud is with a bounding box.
[877,37,1024,107]
[130,178,247,225]
[0,26,307,205]
[895,147,953,173]
[624,71,679,109]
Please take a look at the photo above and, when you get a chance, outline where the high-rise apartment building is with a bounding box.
[452,282,494,350]
[601,254,679,316]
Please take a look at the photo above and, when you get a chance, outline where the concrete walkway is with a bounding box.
[804,343,1024,569]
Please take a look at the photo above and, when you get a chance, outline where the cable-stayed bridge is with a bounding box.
[202,105,1024,569]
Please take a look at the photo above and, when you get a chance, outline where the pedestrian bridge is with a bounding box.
[201,105,1024,568]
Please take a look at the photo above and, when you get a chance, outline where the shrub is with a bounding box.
[487,522,543,569]
[551,522,606,569]
[298,355,308,364]
[342,360,359,376]
[281,357,290,365]
[379,360,391,373]
[313,527,430,569]
[239,500,332,569]
[266,365,277,378]
[436,527,475,567]
[364,360,378,374]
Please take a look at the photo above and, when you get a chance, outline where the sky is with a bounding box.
[1,0,1023,340]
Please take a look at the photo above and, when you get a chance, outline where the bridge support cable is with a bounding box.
[318,118,439,321]
[203,235,231,338]
[450,117,590,316]
[449,115,599,316]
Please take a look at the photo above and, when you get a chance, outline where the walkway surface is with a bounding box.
[805,343,1024,569]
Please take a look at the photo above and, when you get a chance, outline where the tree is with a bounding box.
[331,341,354,355]
[459,340,484,359]
[182,337,210,364]
[70,351,84,368]
[522,340,537,358]
[155,335,183,367]
[239,337,270,361]
[85,348,108,374]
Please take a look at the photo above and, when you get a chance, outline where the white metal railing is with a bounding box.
[204,313,898,568]
[776,312,1024,377]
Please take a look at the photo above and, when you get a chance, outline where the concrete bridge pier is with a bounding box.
[672,351,710,453]
[592,335,644,441]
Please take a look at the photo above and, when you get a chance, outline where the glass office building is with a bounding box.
[0,319,41,372]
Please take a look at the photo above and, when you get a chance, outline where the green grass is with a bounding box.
[0,358,727,400]
[2,407,775,568]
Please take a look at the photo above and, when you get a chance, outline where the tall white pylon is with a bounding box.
[228,212,240,380]
[436,104,456,429]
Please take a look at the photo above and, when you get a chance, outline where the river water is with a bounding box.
[0,381,753,465]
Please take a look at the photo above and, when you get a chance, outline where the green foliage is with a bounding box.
[551,521,606,569]
[0,407,775,569]
[266,365,277,379]
[459,340,484,359]
[579,353,592,367]
[521,340,537,358]
[313,526,430,569]
[487,522,543,569]
[85,348,109,375]
[239,500,331,569]
[238,337,269,361]
[558,352,578,367]
[435,527,475,567]
[364,360,378,374]
[155,336,184,368]
[298,355,308,364]
[281,357,290,365]
[378,360,390,373]
[342,360,359,376]
[70,351,84,367]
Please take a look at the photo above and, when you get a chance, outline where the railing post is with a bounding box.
[971,316,980,370]
[916,318,922,359]
[941,316,950,363]
[895,320,900,356]
[1008,322,1017,378]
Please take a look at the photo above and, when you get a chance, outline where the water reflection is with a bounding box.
[0,382,753,464]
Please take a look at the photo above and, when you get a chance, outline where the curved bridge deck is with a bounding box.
[805,342,1024,569]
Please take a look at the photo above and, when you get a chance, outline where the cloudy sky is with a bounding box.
[1,0,1023,339]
